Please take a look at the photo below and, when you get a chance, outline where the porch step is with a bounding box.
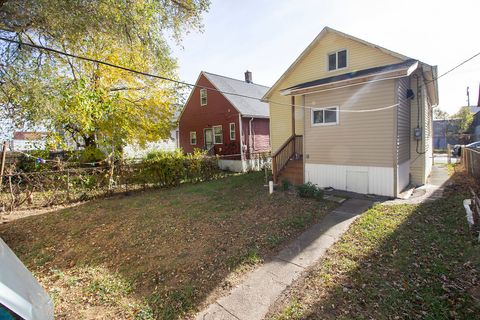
[278,159,304,185]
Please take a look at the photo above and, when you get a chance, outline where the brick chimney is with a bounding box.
[244,70,252,83]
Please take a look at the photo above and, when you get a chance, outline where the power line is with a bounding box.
[0,34,479,113]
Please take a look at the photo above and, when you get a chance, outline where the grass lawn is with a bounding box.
[270,168,480,319]
[0,172,336,320]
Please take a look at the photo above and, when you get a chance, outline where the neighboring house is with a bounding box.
[123,132,179,159]
[12,132,48,151]
[433,118,462,149]
[469,103,480,142]
[264,27,439,197]
[179,71,270,172]
[123,107,182,159]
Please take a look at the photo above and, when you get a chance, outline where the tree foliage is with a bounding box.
[433,107,449,120]
[0,0,210,149]
[452,106,474,133]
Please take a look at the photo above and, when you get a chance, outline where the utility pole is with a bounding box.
[0,141,7,191]
[467,86,470,107]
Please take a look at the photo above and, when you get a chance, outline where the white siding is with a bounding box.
[305,163,394,197]
[397,160,410,193]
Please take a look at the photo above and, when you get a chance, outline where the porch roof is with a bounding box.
[280,59,419,96]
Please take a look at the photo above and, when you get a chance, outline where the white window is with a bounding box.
[200,88,207,106]
[213,125,223,144]
[311,107,339,126]
[229,123,235,140]
[190,131,197,145]
[328,49,347,71]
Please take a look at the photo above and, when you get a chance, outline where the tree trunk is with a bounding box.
[83,134,97,148]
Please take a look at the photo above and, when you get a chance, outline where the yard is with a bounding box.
[270,167,480,319]
[0,172,336,319]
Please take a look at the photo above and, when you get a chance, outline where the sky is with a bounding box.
[2,0,479,140]
[169,0,480,115]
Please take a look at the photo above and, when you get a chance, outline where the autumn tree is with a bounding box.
[0,0,210,150]
[433,107,449,120]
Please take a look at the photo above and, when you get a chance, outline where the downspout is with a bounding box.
[238,114,245,169]
[249,118,254,155]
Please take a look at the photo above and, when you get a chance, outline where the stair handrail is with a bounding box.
[272,135,302,183]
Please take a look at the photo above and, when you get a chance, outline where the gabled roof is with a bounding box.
[202,72,270,118]
[263,26,411,100]
[282,59,419,95]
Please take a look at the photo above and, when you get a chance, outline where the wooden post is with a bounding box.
[447,144,451,164]
[0,141,7,191]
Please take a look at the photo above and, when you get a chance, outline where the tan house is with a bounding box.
[264,27,439,197]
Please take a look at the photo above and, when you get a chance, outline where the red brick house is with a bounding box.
[179,71,270,171]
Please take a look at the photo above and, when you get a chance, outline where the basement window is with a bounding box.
[190,131,197,145]
[311,107,339,126]
[213,125,223,144]
[328,49,347,71]
[200,88,207,106]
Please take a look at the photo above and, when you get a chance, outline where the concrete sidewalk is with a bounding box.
[385,164,451,205]
[195,198,372,320]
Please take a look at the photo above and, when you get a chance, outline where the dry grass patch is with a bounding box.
[0,172,336,319]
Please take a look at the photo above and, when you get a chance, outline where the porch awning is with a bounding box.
[280,59,419,96]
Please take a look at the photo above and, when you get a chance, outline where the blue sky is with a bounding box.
[170,0,480,115]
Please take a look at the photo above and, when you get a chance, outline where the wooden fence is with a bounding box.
[462,147,480,183]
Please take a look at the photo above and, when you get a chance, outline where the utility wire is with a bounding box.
[0,35,479,113]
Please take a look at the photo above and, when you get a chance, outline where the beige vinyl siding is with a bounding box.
[269,31,403,152]
[304,79,396,167]
[409,71,433,185]
[397,77,411,164]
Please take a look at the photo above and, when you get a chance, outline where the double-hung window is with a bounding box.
[328,49,347,71]
[190,131,197,145]
[213,125,223,144]
[311,107,339,126]
[229,123,235,140]
[200,88,207,106]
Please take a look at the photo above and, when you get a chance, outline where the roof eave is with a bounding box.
[241,114,270,119]
[281,63,418,96]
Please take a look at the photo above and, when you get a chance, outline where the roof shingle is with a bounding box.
[203,72,270,118]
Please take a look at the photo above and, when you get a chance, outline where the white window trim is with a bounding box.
[200,88,207,106]
[327,49,348,72]
[229,122,236,140]
[213,125,223,144]
[311,106,340,127]
[190,131,197,145]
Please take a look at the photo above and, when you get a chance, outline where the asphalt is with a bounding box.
[195,198,373,320]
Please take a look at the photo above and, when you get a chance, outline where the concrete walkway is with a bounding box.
[195,198,372,320]
[385,164,451,205]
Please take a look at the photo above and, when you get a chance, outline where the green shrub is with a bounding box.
[296,182,324,200]
[78,146,106,164]
[139,149,219,187]
[282,179,292,191]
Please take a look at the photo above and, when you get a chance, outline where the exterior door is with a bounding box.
[204,128,213,149]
